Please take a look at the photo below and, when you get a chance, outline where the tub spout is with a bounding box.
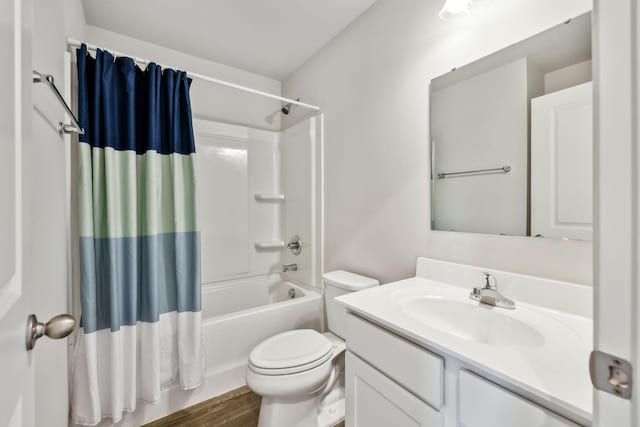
[283,263,298,272]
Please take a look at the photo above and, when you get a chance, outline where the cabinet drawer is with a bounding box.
[346,352,443,427]
[459,370,581,427]
[346,314,444,409]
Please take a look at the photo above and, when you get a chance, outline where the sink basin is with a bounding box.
[401,297,546,348]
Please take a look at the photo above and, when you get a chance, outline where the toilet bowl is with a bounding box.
[246,329,345,427]
[246,271,379,427]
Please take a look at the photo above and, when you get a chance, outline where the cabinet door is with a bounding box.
[346,314,444,409]
[459,370,581,427]
[346,351,442,427]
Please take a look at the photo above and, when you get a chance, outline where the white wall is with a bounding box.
[544,59,593,94]
[81,24,283,132]
[63,0,86,39]
[431,58,529,235]
[283,0,593,285]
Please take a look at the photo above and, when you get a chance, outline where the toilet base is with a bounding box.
[257,395,319,427]
[318,390,345,427]
[256,394,345,427]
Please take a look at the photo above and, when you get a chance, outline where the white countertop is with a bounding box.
[337,275,593,423]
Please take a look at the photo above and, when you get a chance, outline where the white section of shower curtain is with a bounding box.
[70,311,203,426]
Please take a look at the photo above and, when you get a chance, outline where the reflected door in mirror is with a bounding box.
[531,82,593,240]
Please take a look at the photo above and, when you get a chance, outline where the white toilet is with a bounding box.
[246,270,379,427]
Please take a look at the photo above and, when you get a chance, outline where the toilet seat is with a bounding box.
[249,329,334,376]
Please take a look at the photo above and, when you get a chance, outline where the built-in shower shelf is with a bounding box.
[254,241,286,250]
[254,193,285,202]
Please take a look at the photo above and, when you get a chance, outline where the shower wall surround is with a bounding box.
[281,118,323,287]
[194,119,281,283]
[283,0,593,285]
[194,117,322,287]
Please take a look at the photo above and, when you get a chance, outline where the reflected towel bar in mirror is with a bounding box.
[33,70,85,135]
[437,165,511,179]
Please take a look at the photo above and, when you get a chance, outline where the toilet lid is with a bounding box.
[249,329,334,375]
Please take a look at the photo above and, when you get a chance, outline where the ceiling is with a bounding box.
[82,0,378,80]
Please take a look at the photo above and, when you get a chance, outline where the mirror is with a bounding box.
[430,12,592,241]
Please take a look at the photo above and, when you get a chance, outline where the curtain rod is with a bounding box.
[66,38,320,112]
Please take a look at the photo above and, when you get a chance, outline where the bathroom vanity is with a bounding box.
[337,258,592,427]
[371,12,595,427]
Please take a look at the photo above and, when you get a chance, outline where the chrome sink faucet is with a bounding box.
[469,272,515,309]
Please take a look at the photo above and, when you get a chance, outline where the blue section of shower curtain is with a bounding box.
[79,231,201,333]
[76,43,196,155]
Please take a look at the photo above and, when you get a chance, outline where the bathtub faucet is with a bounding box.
[283,263,298,272]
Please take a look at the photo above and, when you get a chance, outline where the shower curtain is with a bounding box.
[71,44,203,425]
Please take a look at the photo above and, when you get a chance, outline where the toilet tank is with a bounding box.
[323,270,379,339]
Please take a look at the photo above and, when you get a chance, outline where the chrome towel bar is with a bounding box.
[437,165,511,179]
[33,70,85,135]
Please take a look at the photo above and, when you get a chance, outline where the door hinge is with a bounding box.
[590,350,633,399]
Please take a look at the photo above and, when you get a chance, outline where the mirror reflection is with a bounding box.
[430,12,592,240]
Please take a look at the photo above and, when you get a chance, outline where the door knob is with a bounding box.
[26,313,76,351]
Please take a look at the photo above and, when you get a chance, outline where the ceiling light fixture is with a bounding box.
[439,0,494,21]
[439,0,470,21]
[467,0,494,5]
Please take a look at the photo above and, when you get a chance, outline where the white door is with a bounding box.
[0,0,34,425]
[531,82,593,240]
[592,0,640,426]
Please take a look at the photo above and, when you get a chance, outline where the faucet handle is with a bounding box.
[481,272,497,290]
[470,287,481,299]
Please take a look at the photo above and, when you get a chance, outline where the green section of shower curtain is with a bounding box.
[78,143,198,239]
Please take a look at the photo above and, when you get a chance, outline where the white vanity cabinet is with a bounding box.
[458,370,580,427]
[345,314,444,426]
[344,313,584,427]
[346,352,443,427]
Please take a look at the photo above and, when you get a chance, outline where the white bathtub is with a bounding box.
[108,275,322,426]
[201,276,322,381]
